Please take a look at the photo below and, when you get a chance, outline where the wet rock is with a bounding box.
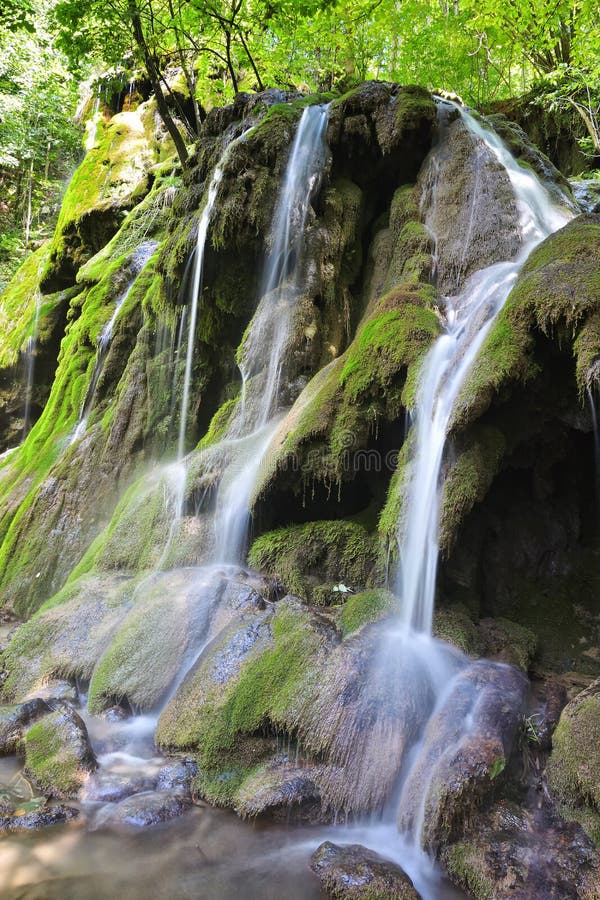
[418,112,520,295]
[82,771,157,803]
[0,804,79,832]
[28,680,79,705]
[233,760,323,823]
[441,800,600,899]
[101,705,130,723]
[477,617,537,671]
[87,567,258,713]
[0,573,134,702]
[327,83,436,187]
[397,660,528,852]
[311,841,418,899]
[300,627,462,816]
[571,179,600,214]
[95,790,191,827]
[23,704,97,799]
[0,698,53,754]
[535,678,567,750]
[156,759,198,796]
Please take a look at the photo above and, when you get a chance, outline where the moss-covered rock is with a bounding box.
[248,521,379,600]
[441,800,600,899]
[453,214,600,431]
[23,705,97,799]
[311,841,419,900]
[0,574,135,702]
[477,617,537,671]
[88,567,265,713]
[397,661,527,851]
[548,677,600,824]
[338,588,397,637]
[41,109,154,291]
[433,605,480,655]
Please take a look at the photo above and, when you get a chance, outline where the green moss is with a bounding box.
[88,568,221,713]
[443,842,495,900]
[248,520,379,599]
[548,679,600,812]
[23,708,94,798]
[433,606,480,655]
[157,599,333,773]
[197,397,240,450]
[438,426,506,555]
[338,589,397,637]
[0,243,51,368]
[42,110,153,286]
[453,214,600,430]
[255,282,438,501]
[0,573,133,702]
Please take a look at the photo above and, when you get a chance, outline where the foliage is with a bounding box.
[0,0,81,287]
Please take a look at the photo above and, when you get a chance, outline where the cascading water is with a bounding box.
[57,107,332,839]
[177,163,225,461]
[212,103,330,562]
[22,288,42,438]
[70,240,157,444]
[313,105,574,895]
[397,104,572,635]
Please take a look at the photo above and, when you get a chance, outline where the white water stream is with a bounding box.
[212,103,329,563]
[396,104,572,635]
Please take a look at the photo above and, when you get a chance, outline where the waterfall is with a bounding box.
[22,288,42,438]
[211,103,330,563]
[396,104,572,636]
[177,164,225,461]
[70,241,157,444]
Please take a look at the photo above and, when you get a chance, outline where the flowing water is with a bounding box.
[396,103,572,635]
[22,288,41,438]
[1,103,577,899]
[212,103,329,562]
[70,241,157,445]
[348,103,574,871]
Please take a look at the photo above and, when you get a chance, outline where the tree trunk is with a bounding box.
[129,2,189,166]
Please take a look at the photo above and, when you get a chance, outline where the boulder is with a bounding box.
[397,660,527,852]
[233,759,323,823]
[0,698,53,754]
[0,804,79,832]
[441,800,600,899]
[311,841,418,899]
[94,790,191,828]
[547,675,600,836]
[82,771,157,804]
[23,704,97,799]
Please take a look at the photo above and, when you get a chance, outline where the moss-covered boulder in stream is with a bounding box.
[23,704,97,799]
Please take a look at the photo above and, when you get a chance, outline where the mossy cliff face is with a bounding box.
[436,214,600,671]
[7,81,438,593]
[1,83,600,884]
